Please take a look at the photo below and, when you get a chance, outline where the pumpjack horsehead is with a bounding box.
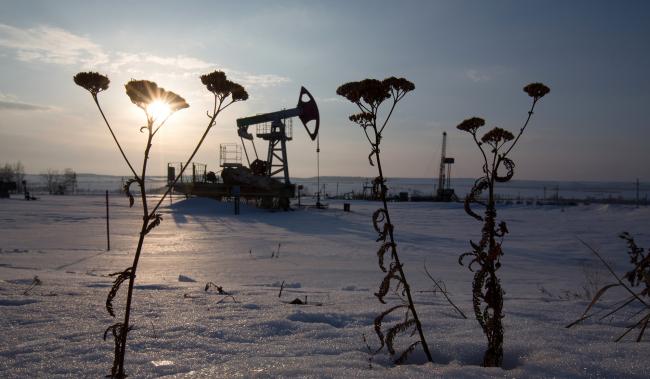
[219,87,320,209]
[235,87,320,185]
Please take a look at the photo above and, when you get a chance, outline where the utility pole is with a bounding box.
[106,190,110,251]
[437,132,447,196]
[636,178,639,208]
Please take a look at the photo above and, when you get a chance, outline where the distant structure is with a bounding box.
[434,131,458,202]
[0,180,16,198]
[170,87,319,210]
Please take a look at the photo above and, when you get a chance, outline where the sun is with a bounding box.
[147,100,171,121]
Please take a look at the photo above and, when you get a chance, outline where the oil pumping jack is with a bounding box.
[217,86,320,209]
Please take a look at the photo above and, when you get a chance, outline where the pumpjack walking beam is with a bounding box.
[236,87,320,184]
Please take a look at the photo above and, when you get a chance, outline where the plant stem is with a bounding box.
[114,127,153,378]
[423,262,467,319]
[93,96,140,181]
[373,129,433,363]
[482,179,504,367]
[577,238,650,308]
[147,102,222,218]
[502,99,537,158]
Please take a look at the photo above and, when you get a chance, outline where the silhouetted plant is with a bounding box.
[204,282,228,294]
[423,263,467,319]
[337,77,433,364]
[22,275,42,295]
[567,234,650,341]
[74,70,247,378]
[457,82,549,367]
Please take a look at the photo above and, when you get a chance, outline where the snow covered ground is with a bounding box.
[1,194,649,378]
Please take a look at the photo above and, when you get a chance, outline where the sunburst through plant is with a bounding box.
[74,69,246,378]
[146,100,172,121]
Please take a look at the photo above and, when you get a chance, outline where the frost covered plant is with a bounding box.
[74,70,247,378]
[337,77,434,364]
[568,233,650,341]
[457,82,549,367]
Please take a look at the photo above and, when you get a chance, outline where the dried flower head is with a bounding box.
[124,80,188,113]
[229,82,249,101]
[157,88,190,113]
[349,112,374,126]
[337,79,390,107]
[457,117,486,134]
[200,70,248,101]
[523,82,550,100]
[336,81,362,103]
[382,77,415,93]
[201,71,227,93]
[481,127,514,145]
[74,72,110,95]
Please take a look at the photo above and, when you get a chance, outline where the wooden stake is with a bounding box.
[106,190,110,251]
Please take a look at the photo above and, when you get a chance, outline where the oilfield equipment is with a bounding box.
[170,87,320,209]
[435,131,458,202]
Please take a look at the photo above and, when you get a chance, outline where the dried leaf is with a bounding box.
[619,232,649,290]
[470,239,483,251]
[145,213,163,235]
[373,304,407,352]
[376,242,395,272]
[495,221,509,237]
[377,223,393,242]
[106,267,133,317]
[103,322,131,378]
[495,157,515,182]
[386,318,416,355]
[372,209,387,233]
[472,268,488,331]
[394,341,421,365]
[464,177,489,221]
[122,178,137,208]
[375,264,402,304]
[578,283,621,321]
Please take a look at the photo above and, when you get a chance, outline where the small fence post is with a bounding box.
[106,190,110,251]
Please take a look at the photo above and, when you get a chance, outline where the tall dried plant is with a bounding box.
[337,77,433,364]
[567,233,650,341]
[456,82,549,367]
[74,70,248,378]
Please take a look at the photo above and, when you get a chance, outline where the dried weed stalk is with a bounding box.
[75,70,247,378]
[457,82,549,367]
[567,234,650,341]
[337,77,433,364]
[22,275,42,295]
[423,263,467,319]
[204,282,228,294]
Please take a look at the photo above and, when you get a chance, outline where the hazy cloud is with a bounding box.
[227,71,290,87]
[109,52,213,72]
[465,69,491,83]
[317,96,346,103]
[109,52,290,87]
[0,23,108,66]
[0,23,290,88]
[0,101,48,110]
[0,100,50,111]
[464,67,509,83]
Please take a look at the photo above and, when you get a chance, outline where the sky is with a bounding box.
[0,0,648,181]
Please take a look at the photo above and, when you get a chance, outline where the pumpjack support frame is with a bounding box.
[170,87,320,210]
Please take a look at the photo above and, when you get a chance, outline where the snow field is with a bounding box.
[1,195,649,377]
